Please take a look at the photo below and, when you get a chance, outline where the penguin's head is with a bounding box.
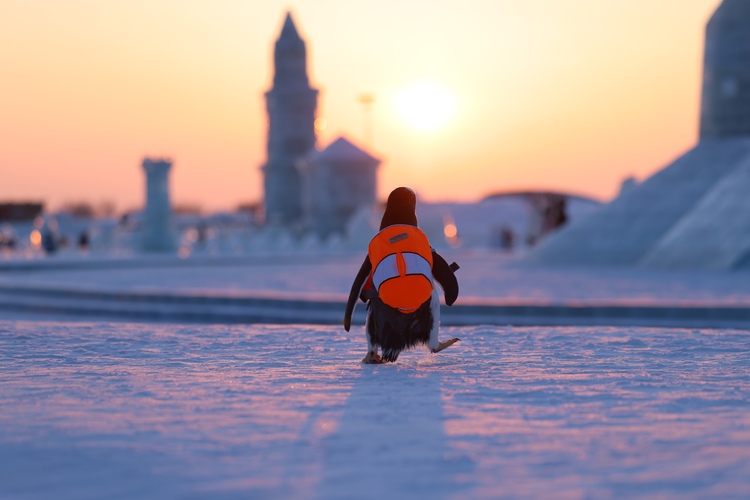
[380,187,418,230]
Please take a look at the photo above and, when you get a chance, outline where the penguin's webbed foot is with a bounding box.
[431,338,460,353]
[362,352,383,364]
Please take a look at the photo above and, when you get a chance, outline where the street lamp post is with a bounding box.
[358,93,375,148]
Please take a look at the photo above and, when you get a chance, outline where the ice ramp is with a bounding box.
[526,138,750,268]
[640,152,750,270]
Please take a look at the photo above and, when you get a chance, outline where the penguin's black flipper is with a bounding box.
[344,255,372,331]
[432,251,459,306]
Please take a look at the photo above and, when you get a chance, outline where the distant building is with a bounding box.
[261,13,379,234]
[483,191,600,247]
[299,136,380,238]
[527,0,750,270]
[262,12,318,227]
[0,202,43,222]
[141,158,176,252]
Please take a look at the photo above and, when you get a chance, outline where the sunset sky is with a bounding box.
[1,0,722,213]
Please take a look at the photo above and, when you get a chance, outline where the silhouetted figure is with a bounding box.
[500,226,515,252]
[543,195,568,233]
[78,230,89,251]
[41,228,57,254]
[196,222,208,245]
[526,193,568,246]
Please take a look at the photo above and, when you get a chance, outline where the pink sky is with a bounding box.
[0,0,721,212]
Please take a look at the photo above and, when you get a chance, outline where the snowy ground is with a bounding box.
[1,252,749,498]
[1,319,749,499]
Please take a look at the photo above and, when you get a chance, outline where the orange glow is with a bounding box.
[443,223,458,239]
[314,118,327,131]
[0,1,723,211]
[29,230,42,247]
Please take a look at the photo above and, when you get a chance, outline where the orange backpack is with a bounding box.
[368,225,434,313]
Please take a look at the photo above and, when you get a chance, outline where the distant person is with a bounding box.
[526,193,568,246]
[544,195,568,233]
[41,228,57,254]
[500,226,515,252]
[196,222,208,245]
[5,235,17,250]
[78,230,89,251]
[344,187,460,363]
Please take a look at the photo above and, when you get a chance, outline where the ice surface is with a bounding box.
[1,320,749,498]
[1,252,749,328]
[3,252,750,306]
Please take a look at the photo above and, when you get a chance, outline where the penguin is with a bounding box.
[344,187,460,363]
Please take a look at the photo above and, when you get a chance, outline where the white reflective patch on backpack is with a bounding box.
[372,252,433,291]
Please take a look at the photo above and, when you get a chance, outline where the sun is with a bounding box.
[395,80,456,131]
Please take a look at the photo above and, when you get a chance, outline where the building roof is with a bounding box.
[310,137,379,164]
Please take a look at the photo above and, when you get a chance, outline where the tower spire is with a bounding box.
[272,11,308,87]
[262,12,318,227]
[279,12,301,41]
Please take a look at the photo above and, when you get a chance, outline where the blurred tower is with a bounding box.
[141,158,176,252]
[262,12,318,227]
[700,0,750,139]
[526,0,750,270]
